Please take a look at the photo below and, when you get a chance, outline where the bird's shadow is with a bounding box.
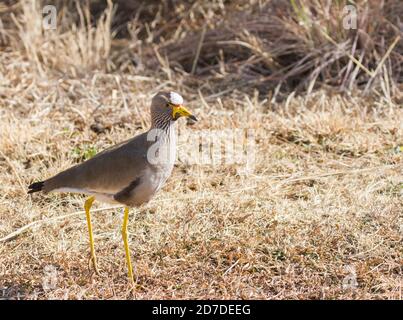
[0,283,40,300]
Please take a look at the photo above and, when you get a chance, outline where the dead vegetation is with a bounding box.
[0,0,402,299]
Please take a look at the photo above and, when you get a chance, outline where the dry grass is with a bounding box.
[0,0,402,299]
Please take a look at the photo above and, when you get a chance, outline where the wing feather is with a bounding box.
[42,132,151,194]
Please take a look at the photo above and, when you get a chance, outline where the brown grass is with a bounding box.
[0,0,402,299]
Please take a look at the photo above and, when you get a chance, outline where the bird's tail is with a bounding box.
[28,181,44,194]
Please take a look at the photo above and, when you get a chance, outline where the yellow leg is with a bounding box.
[84,196,100,275]
[122,207,134,285]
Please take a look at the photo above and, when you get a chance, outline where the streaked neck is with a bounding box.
[150,114,176,146]
[151,113,174,132]
[147,115,177,167]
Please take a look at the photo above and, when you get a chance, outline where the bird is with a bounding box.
[28,91,197,285]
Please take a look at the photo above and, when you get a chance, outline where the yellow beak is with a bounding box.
[172,105,197,121]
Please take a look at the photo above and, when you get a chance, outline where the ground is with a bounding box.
[1,81,401,299]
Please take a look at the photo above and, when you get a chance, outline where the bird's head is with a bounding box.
[151,91,197,125]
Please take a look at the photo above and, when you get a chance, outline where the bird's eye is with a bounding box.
[167,102,174,108]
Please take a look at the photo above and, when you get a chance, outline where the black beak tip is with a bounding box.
[189,115,198,122]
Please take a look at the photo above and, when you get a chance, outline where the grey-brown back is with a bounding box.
[42,132,151,194]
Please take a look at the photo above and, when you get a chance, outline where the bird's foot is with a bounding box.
[87,255,101,276]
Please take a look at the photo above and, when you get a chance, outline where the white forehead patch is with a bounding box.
[169,92,183,105]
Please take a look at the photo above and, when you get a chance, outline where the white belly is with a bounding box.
[128,165,174,206]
